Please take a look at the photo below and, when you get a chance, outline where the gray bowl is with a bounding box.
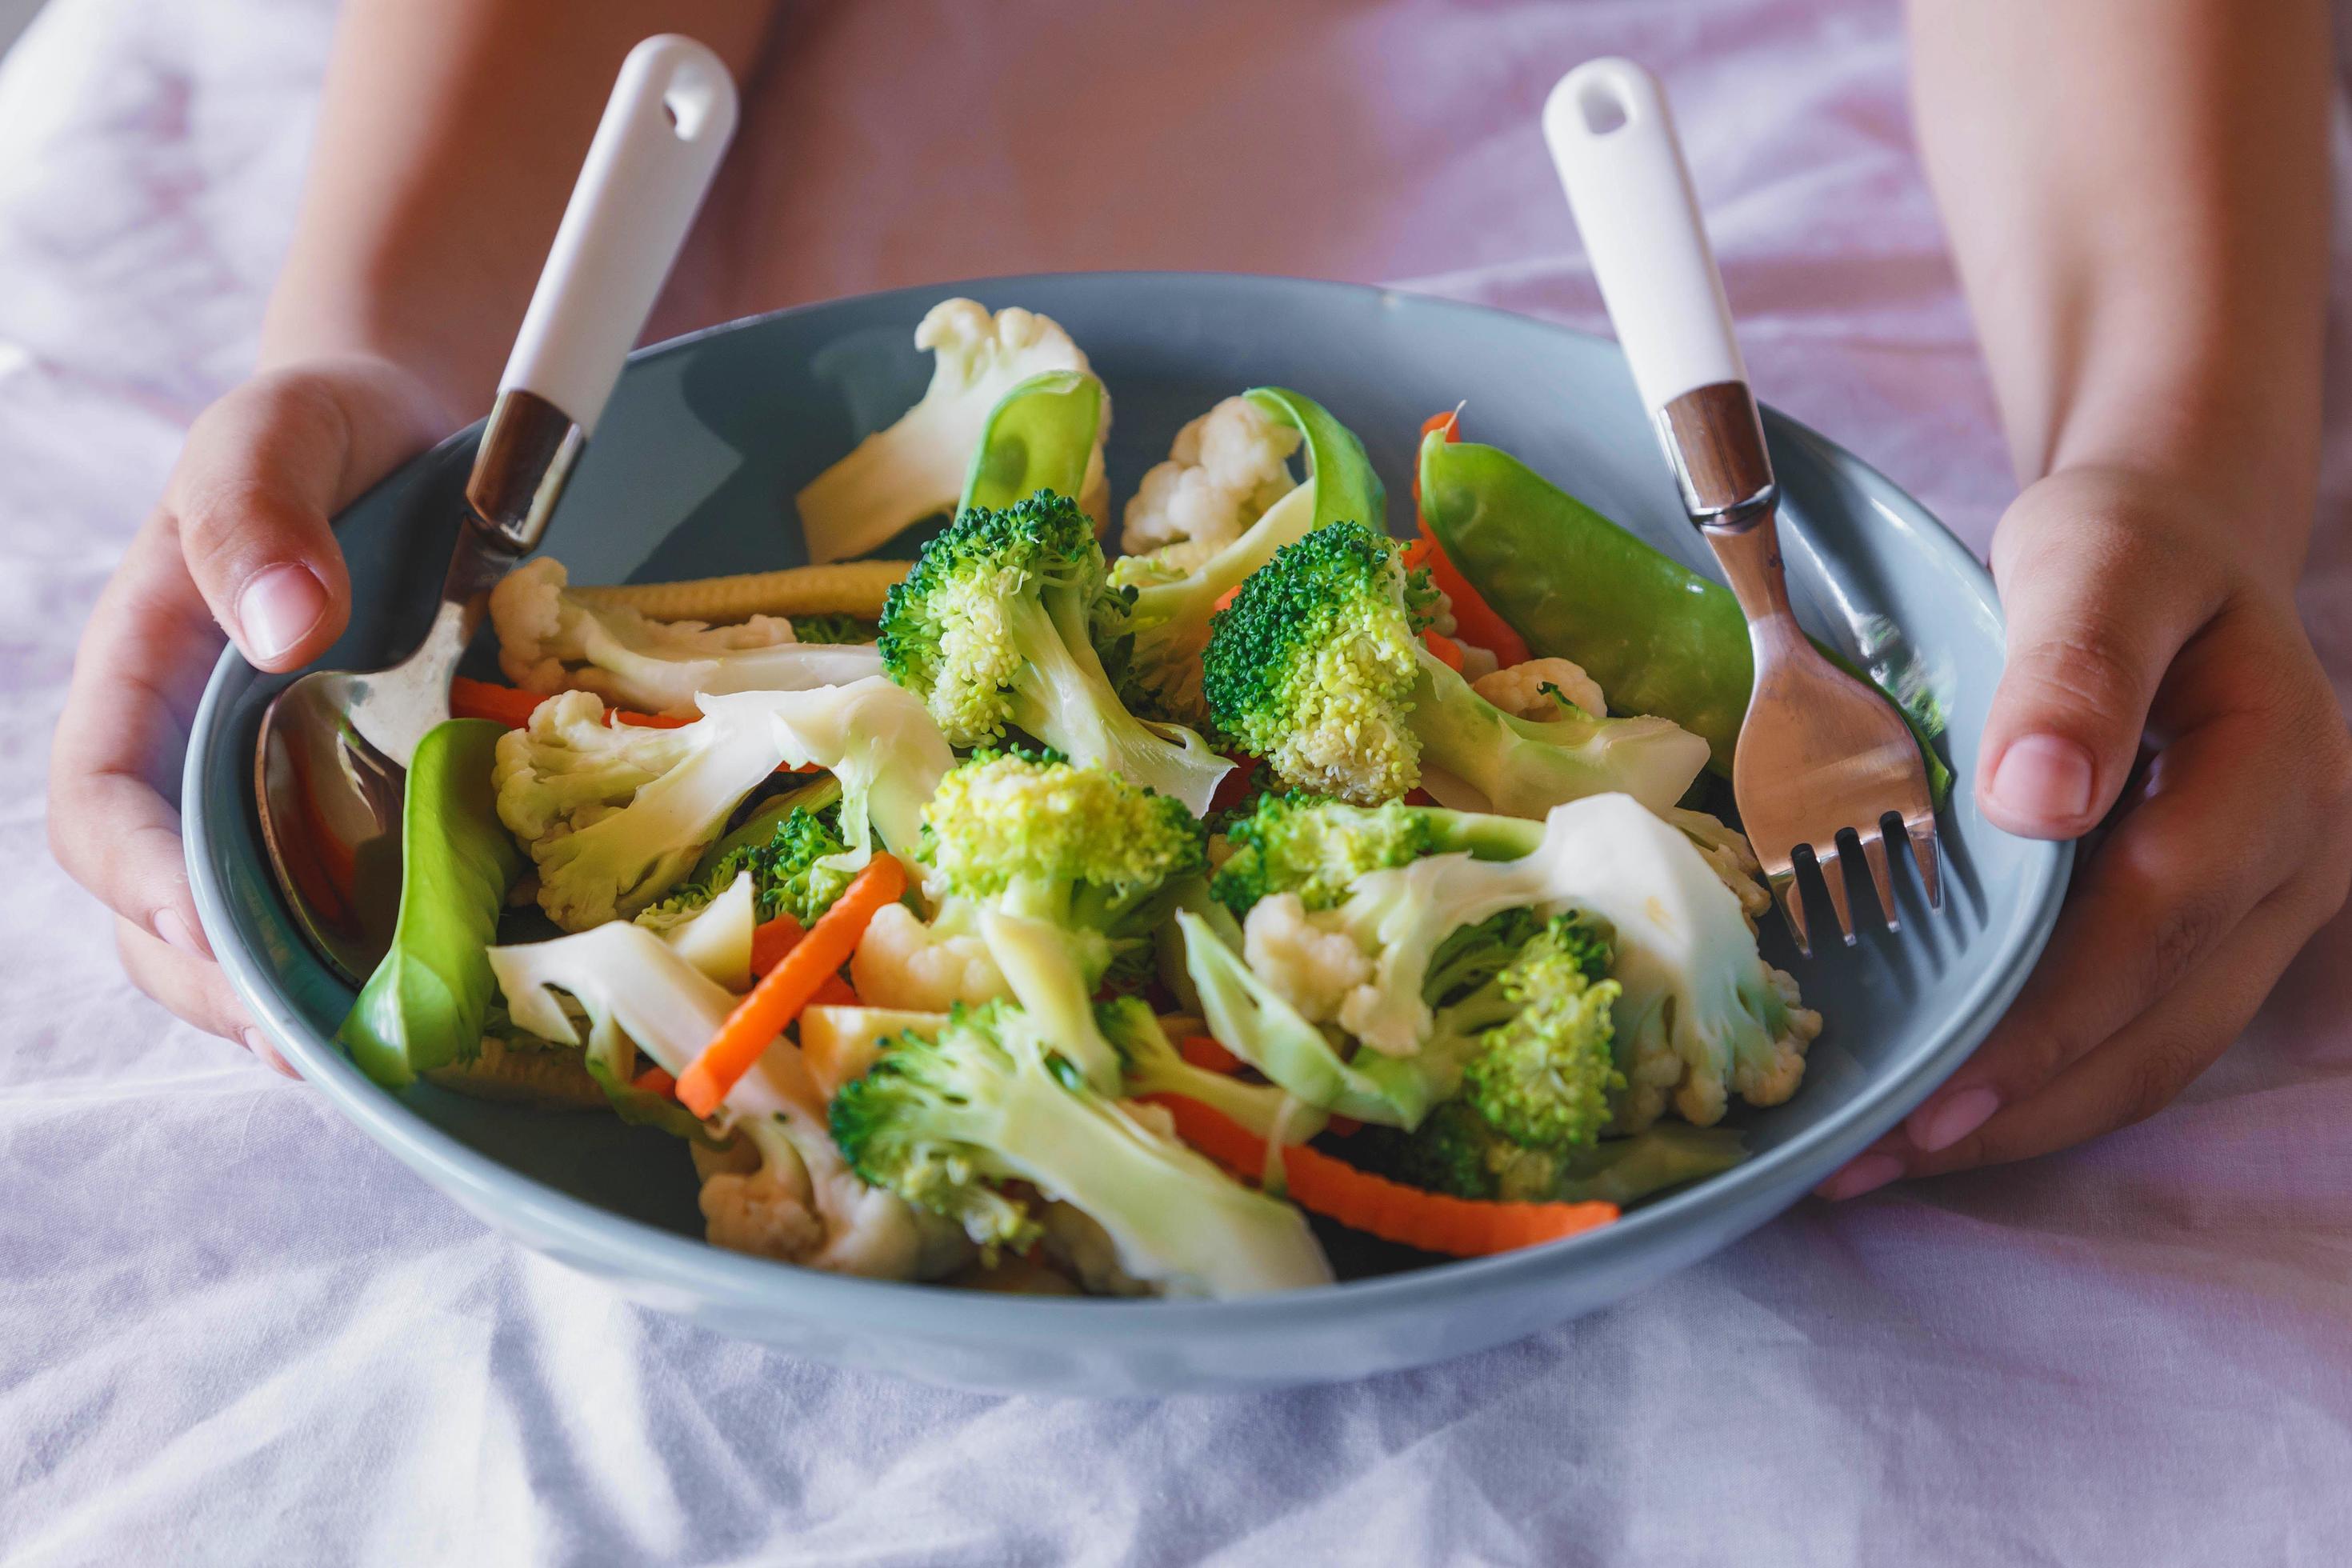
[184,273,2066,1394]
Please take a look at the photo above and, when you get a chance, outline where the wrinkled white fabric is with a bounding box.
[6,0,2352,1562]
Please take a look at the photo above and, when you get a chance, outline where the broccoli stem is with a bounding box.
[1406,649,1709,818]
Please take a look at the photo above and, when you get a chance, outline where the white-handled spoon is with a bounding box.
[255,34,738,984]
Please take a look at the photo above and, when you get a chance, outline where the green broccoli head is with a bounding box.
[710,805,855,926]
[828,997,1331,1296]
[826,1005,1050,1253]
[918,749,1207,991]
[1201,520,1429,805]
[1457,914,1625,1150]
[1202,520,1710,817]
[1210,792,1552,918]
[1211,792,1435,915]
[878,490,1230,813]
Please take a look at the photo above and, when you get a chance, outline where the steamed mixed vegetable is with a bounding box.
[338,296,1898,1301]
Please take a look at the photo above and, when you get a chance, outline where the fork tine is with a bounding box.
[1816,844,1858,946]
[1770,869,1811,958]
[1858,827,1899,934]
[1905,813,1943,909]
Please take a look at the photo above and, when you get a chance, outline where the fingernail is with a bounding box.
[1816,1153,1902,1202]
[1910,1085,1999,1154]
[238,563,328,663]
[154,906,210,959]
[244,1029,299,1080]
[1990,734,2095,823]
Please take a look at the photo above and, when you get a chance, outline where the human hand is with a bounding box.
[47,355,449,1070]
[1818,464,2352,1198]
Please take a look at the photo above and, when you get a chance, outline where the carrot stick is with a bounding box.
[1144,1093,1618,1257]
[677,854,906,1118]
[1422,630,1466,673]
[449,677,546,728]
[810,974,858,1008]
[749,914,806,978]
[632,1066,678,1099]
[1179,1034,1244,1074]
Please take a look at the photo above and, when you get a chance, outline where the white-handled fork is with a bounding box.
[1541,57,1942,954]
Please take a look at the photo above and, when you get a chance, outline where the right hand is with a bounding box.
[47,354,450,1070]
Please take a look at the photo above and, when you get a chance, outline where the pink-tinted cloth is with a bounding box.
[5,0,2351,1561]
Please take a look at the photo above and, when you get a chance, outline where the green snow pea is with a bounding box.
[337,718,524,1089]
[1243,386,1386,535]
[958,369,1106,514]
[1418,433,1948,794]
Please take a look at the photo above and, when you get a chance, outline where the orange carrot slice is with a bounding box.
[632,1066,678,1099]
[1145,1093,1618,1257]
[677,854,905,1117]
[1423,630,1466,673]
[749,914,806,978]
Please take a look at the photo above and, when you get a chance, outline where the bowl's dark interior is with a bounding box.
[234,274,2018,1279]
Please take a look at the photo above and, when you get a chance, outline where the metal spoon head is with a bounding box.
[254,670,411,986]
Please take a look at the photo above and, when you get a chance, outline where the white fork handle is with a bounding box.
[500,34,739,434]
[1542,58,1747,418]
[1542,57,1773,522]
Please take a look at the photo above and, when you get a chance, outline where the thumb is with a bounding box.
[164,358,442,673]
[1978,473,2214,839]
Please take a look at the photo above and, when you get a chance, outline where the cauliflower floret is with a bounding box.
[1663,806,1774,927]
[1241,892,1374,1024]
[795,298,1109,562]
[1120,396,1303,572]
[694,1131,825,1262]
[490,557,881,718]
[1474,656,1609,721]
[850,902,1014,1012]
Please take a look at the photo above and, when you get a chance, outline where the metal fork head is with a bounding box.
[1707,515,1942,955]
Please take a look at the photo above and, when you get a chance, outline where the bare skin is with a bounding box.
[1818,0,2352,1194]
[49,0,2352,1185]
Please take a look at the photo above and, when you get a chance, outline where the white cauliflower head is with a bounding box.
[490,556,879,718]
[1240,892,1373,1025]
[1474,656,1609,722]
[849,902,1014,1013]
[1119,395,1304,572]
[794,298,1108,563]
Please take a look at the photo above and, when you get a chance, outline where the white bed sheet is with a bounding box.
[4,1,2351,1562]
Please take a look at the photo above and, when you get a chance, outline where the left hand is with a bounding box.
[1817,464,2352,1199]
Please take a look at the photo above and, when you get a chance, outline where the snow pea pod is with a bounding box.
[338,719,525,1089]
[958,369,1105,514]
[1419,434,1948,795]
[1243,386,1386,535]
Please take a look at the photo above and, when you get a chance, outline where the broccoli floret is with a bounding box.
[646,804,854,929]
[1202,521,1711,816]
[1453,915,1625,1150]
[851,754,1206,1084]
[1110,388,1386,732]
[1201,795,1819,1134]
[1210,792,1561,918]
[827,998,1332,1298]
[878,490,1232,814]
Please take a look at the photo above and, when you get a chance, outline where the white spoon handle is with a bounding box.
[501,34,739,433]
